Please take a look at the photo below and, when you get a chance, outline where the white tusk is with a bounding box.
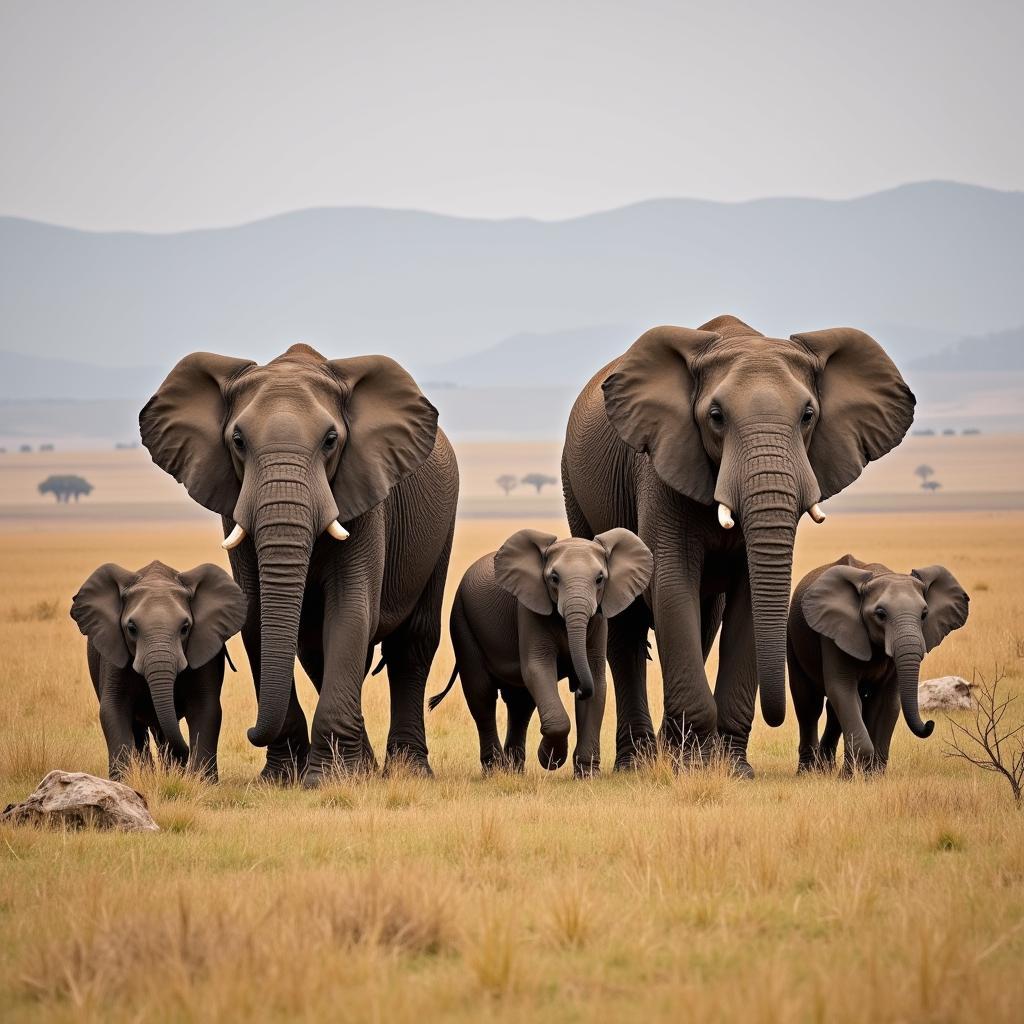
[327,519,350,541]
[718,503,734,529]
[808,503,826,524]
[221,523,247,550]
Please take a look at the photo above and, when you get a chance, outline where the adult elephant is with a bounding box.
[561,315,915,776]
[140,344,458,786]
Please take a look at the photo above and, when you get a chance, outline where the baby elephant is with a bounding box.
[430,529,653,776]
[71,560,247,780]
[788,554,969,774]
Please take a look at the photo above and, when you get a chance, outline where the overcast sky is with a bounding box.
[1,0,1020,231]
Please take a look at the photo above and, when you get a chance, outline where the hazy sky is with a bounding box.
[1,0,1021,231]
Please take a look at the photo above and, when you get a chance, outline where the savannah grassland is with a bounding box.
[2,444,1024,1023]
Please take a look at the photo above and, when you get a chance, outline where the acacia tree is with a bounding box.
[914,464,935,485]
[496,474,518,496]
[521,472,558,495]
[921,480,942,493]
[38,474,94,503]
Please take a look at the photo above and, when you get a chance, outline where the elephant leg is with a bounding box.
[713,573,758,778]
[182,662,223,782]
[822,662,873,775]
[381,530,451,775]
[243,617,310,784]
[652,554,716,767]
[450,598,503,772]
[132,717,153,764]
[788,649,825,773]
[305,583,374,787]
[502,686,535,772]
[864,679,900,774]
[819,701,841,770]
[607,596,655,770]
[524,654,570,771]
[573,618,608,777]
[99,685,139,781]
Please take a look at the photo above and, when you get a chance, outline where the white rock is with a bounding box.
[1,770,159,832]
[919,676,975,711]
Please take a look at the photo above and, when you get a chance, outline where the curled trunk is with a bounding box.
[145,662,188,758]
[892,621,933,738]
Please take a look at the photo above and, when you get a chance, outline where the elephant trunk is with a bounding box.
[143,658,188,759]
[734,427,804,728]
[892,617,933,738]
[560,587,596,701]
[243,453,319,748]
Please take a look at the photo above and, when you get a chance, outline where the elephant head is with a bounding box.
[602,315,915,726]
[139,345,438,748]
[71,561,247,756]
[494,528,653,699]
[803,559,969,738]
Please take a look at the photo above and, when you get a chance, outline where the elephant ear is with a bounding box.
[140,352,255,516]
[594,528,654,618]
[179,564,249,669]
[791,328,916,501]
[70,563,136,668]
[494,530,558,616]
[912,565,970,652]
[602,326,720,504]
[802,564,874,661]
[328,356,439,523]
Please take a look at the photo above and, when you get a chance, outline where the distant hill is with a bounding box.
[419,325,631,389]
[908,326,1024,372]
[2,182,1022,373]
[0,351,162,401]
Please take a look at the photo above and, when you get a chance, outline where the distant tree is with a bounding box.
[912,429,936,436]
[942,428,956,436]
[39,443,55,452]
[496,474,519,496]
[38,474,94,503]
[962,428,981,436]
[914,464,935,485]
[19,444,32,453]
[921,480,942,493]
[521,472,558,495]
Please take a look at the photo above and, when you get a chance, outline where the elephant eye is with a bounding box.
[126,620,137,636]
[549,572,560,586]
[180,621,191,637]
[875,607,887,621]
[708,406,725,426]
[921,609,928,620]
[801,405,815,425]
[323,430,339,451]
[596,572,605,584]
[231,429,245,452]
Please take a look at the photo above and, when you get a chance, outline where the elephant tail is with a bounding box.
[371,655,387,677]
[428,665,459,711]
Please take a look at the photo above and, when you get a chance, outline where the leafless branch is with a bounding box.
[944,666,1024,807]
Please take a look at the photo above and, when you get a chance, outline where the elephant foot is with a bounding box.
[260,757,305,786]
[719,735,755,780]
[613,730,657,771]
[538,734,569,770]
[501,745,527,773]
[667,731,716,771]
[573,758,601,779]
[382,749,433,778]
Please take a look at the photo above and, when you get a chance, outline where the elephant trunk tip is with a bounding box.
[915,719,935,739]
[246,723,274,748]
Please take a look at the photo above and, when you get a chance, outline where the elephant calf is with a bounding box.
[787,554,969,774]
[71,560,247,781]
[429,529,653,776]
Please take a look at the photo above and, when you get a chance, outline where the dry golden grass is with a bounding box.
[2,509,1024,1022]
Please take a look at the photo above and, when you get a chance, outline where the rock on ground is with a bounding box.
[1,770,159,832]
[919,676,975,711]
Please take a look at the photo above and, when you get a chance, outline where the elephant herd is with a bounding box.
[69,316,970,786]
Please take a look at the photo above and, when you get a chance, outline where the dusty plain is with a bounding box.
[1,438,1023,1022]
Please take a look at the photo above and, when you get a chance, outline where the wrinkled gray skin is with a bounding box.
[562,316,915,775]
[71,560,247,780]
[788,555,969,773]
[431,530,653,776]
[140,345,458,786]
